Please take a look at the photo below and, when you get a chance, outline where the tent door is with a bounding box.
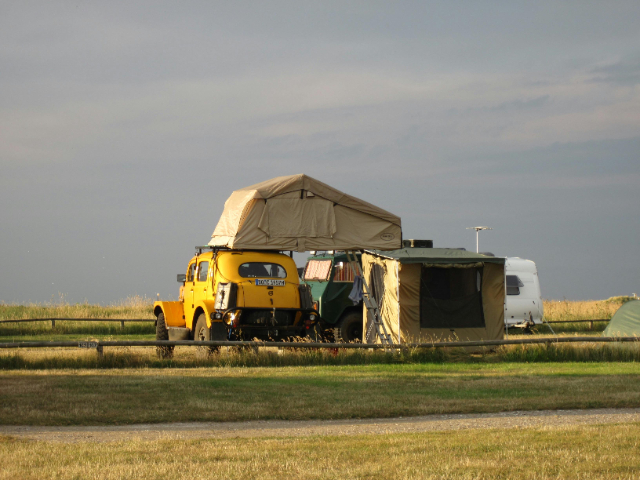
[345,251,394,345]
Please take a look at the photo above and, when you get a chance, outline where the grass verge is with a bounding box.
[2,340,640,370]
[1,422,639,479]
[1,362,639,426]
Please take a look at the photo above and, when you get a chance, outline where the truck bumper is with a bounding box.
[212,307,320,340]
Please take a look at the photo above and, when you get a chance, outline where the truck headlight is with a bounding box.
[224,310,241,328]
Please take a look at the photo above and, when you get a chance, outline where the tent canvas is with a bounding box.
[603,300,640,337]
[209,174,402,251]
[361,248,505,343]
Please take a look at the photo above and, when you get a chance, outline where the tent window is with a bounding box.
[506,275,524,295]
[369,264,386,306]
[364,263,386,343]
[197,261,209,282]
[239,263,287,278]
[420,266,485,329]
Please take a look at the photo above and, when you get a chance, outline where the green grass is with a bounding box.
[1,362,639,426]
[1,422,640,479]
[0,322,154,342]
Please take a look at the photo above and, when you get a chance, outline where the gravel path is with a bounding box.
[2,408,640,443]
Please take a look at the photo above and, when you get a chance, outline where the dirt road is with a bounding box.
[2,408,639,443]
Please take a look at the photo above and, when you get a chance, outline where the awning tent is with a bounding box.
[361,248,506,343]
[603,300,640,337]
[209,174,402,251]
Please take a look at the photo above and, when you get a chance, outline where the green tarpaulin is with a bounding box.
[603,300,640,337]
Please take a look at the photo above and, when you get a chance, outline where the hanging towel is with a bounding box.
[349,275,364,304]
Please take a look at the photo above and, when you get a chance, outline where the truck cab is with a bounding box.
[153,248,317,349]
[302,252,363,342]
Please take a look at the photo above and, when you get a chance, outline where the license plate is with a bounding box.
[256,279,285,286]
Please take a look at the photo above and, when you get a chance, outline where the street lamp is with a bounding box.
[466,226,492,253]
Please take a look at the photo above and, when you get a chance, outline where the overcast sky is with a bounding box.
[1,1,639,304]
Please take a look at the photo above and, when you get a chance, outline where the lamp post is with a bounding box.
[466,226,492,253]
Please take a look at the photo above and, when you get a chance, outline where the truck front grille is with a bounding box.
[242,310,295,327]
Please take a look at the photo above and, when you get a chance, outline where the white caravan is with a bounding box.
[504,257,543,326]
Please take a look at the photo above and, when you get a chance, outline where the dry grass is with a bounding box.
[3,337,640,371]
[0,296,156,341]
[1,362,640,426]
[543,297,631,322]
[1,422,639,479]
[0,295,154,320]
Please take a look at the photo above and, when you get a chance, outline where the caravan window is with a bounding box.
[506,275,524,295]
[419,266,485,329]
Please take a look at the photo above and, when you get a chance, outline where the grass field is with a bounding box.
[1,422,639,479]
[1,363,639,426]
[1,298,638,478]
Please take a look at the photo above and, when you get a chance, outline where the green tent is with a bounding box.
[603,300,640,337]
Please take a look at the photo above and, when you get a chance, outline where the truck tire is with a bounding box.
[194,313,218,357]
[156,312,174,359]
[336,312,363,343]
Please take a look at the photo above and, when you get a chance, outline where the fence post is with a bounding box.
[589,321,593,330]
[96,345,104,358]
[120,321,125,330]
[51,319,55,328]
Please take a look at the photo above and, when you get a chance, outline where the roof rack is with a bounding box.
[194,245,230,255]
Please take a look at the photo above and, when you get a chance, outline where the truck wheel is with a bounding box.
[194,313,218,357]
[337,312,363,343]
[156,312,174,359]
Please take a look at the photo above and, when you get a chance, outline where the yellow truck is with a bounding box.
[153,247,318,353]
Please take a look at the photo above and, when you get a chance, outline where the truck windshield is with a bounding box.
[239,262,287,278]
[304,260,332,281]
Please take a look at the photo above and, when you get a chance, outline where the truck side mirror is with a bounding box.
[177,274,186,283]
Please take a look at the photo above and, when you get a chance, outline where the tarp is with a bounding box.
[209,174,402,251]
[362,249,505,343]
[603,300,640,337]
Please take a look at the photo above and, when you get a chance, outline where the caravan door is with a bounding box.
[504,257,543,326]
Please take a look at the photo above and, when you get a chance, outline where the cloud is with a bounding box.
[590,55,640,86]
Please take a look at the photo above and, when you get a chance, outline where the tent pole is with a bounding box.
[396,262,401,345]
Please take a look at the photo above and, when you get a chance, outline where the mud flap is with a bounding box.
[168,327,190,340]
[210,321,227,341]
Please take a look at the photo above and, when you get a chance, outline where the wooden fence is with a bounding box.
[0,318,155,329]
[0,336,638,358]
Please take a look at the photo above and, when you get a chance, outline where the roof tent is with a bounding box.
[603,300,640,337]
[209,174,402,252]
[361,248,506,343]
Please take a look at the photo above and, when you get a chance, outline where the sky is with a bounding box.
[1,1,639,304]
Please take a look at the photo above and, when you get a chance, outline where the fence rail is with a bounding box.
[0,337,638,357]
[0,318,155,329]
[544,319,610,324]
